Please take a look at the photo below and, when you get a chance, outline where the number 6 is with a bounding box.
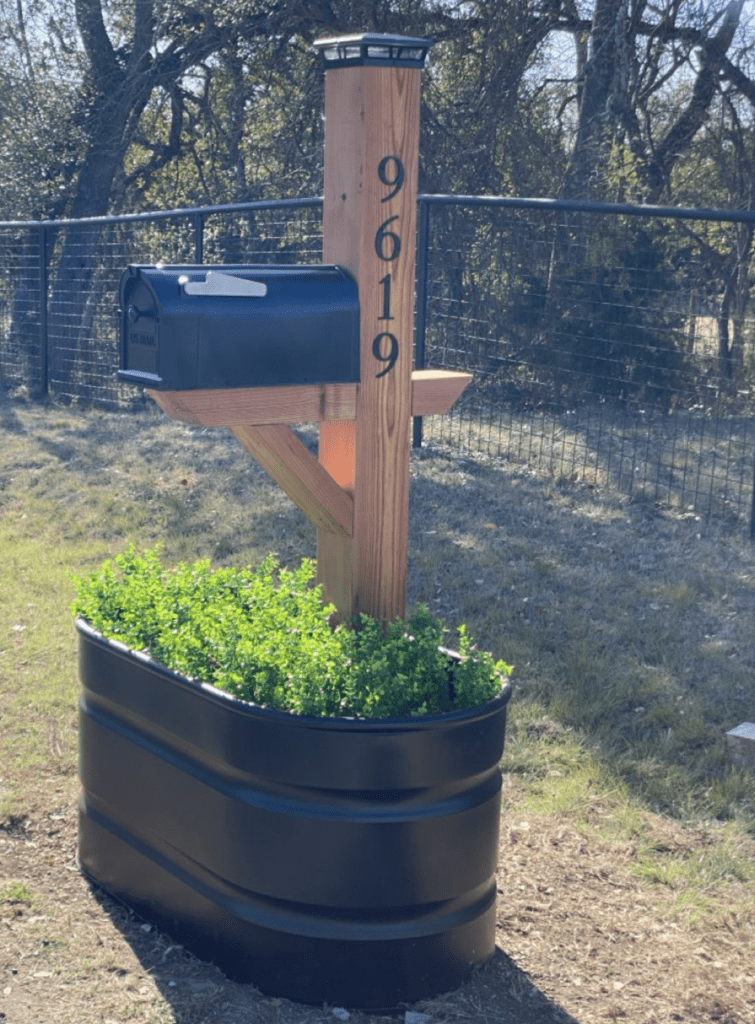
[375,216,401,261]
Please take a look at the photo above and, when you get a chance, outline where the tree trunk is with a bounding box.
[563,0,628,200]
[48,0,154,392]
[645,0,746,201]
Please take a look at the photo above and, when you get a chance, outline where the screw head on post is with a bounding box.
[313,33,433,69]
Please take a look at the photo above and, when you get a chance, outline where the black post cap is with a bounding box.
[313,33,433,70]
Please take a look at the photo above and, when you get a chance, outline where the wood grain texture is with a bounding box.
[317,66,363,620]
[230,424,353,537]
[319,64,421,623]
[148,371,470,428]
[411,370,473,416]
[147,384,357,427]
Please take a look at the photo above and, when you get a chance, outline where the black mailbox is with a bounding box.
[118,264,359,390]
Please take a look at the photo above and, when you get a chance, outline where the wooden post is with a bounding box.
[314,34,431,625]
[146,36,474,628]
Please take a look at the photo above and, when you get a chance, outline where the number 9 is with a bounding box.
[378,156,405,201]
[372,333,399,377]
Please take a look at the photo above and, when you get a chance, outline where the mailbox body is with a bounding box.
[119,264,359,390]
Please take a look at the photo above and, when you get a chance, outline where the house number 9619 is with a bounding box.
[373,156,405,377]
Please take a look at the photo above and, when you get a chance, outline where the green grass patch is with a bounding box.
[2,399,755,882]
[503,698,755,930]
[1,881,37,906]
[633,822,755,889]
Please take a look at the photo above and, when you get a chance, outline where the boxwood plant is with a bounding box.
[72,547,511,718]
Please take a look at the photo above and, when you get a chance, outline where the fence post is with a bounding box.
[38,226,49,398]
[412,196,430,448]
[194,212,204,263]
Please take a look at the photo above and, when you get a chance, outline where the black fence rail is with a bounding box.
[1,194,755,528]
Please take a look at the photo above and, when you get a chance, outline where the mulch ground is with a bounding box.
[2,770,753,1024]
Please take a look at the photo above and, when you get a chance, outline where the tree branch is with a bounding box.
[719,51,755,109]
[648,0,746,198]
[123,88,185,190]
[74,0,123,90]
[128,0,155,75]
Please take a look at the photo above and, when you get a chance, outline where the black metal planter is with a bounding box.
[76,619,512,1010]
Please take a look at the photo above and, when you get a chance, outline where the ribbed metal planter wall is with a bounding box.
[76,619,512,1010]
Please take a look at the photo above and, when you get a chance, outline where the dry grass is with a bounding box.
[1,395,755,1023]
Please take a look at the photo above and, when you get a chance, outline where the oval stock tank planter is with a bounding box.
[76,618,512,1010]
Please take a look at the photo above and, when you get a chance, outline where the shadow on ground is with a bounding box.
[87,878,581,1024]
[0,389,26,433]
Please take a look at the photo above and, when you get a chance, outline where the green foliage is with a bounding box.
[71,547,510,719]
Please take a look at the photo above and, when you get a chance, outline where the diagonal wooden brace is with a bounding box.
[230,424,354,537]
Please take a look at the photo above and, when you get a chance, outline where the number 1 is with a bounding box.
[379,274,393,320]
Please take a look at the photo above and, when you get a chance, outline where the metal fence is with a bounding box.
[2,194,755,527]
[0,199,323,408]
[415,196,755,527]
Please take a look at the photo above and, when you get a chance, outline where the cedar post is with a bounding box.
[314,34,432,625]
[147,35,473,627]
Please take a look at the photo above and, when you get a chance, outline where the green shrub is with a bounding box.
[71,547,511,718]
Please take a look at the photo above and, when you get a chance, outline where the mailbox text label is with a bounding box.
[131,330,157,348]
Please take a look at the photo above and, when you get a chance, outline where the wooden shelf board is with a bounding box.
[147,369,471,428]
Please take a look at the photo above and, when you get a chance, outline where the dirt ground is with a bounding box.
[2,770,753,1024]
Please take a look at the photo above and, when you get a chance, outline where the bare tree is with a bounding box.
[560,0,749,201]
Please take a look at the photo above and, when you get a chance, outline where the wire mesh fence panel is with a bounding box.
[0,227,43,397]
[417,199,755,523]
[202,206,323,265]
[44,217,199,408]
[2,195,755,524]
[32,201,324,409]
